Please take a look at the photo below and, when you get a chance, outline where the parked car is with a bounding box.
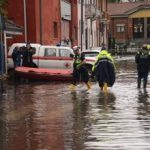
[82,49,100,58]
[7,43,95,74]
[81,49,100,74]
[91,47,102,51]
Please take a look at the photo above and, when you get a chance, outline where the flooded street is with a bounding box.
[1,57,150,150]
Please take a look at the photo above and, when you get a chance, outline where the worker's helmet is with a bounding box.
[142,44,148,51]
[73,45,80,51]
[101,47,107,51]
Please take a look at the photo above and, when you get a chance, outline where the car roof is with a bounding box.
[91,47,102,50]
[82,49,100,53]
[43,45,72,49]
[10,43,72,50]
[11,43,41,47]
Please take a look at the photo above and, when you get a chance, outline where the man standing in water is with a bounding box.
[135,45,150,89]
[69,46,91,90]
[92,47,115,92]
[22,43,37,67]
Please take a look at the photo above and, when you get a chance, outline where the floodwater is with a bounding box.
[1,56,150,150]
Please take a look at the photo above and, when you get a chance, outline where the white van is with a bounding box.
[7,43,95,73]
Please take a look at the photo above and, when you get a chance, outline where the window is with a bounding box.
[116,24,125,33]
[59,49,71,57]
[45,48,56,56]
[53,22,58,38]
[133,18,144,38]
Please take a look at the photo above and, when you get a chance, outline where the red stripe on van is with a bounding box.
[33,56,73,60]
[8,55,95,62]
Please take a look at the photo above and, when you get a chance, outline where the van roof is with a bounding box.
[11,43,41,47]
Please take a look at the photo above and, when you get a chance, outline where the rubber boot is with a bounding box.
[86,81,91,90]
[143,80,147,89]
[69,84,76,91]
[137,79,141,88]
[103,82,108,94]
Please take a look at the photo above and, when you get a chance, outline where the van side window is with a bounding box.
[45,48,56,56]
[59,49,71,57]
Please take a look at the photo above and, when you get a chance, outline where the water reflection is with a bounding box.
[137,89,150,139]
[67,90,90,150]
[0,83,68,150]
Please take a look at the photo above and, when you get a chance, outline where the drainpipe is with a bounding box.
[39,0,42,44]
[81,0,84,51]
[23,0,27,42]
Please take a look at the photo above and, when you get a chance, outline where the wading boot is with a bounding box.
[86,81,91,90]
[103,82,108,94]
[69,84,76,91]
[137,79,141,88]
[143,81,147,89]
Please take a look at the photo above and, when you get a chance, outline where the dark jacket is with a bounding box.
[73,53,85,69]
[135,50,150,73]
[93,50,115,87]
[12,47,22,67]
[21,46,36,67]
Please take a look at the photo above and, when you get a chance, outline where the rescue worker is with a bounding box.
[12,46,22,68]
[135,45,150,89]
[92,47,116,92]
[69,46,91,90]
[22,43,37,67]
[147,44,150,51]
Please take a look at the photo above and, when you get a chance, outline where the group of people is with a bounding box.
[12,43,37,68]
[69,46,116,91]
[70,43,150,91]
[12,42,150,90]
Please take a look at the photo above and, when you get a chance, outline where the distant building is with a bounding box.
[108,2,150,49]
[78,0,108,50]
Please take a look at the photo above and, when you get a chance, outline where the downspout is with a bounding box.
[60,0,62,45]
[23,0,27,42]
[81,0,84,51]
[39,0,42,44]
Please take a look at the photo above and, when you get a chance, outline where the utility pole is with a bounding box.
[81,0,84,51]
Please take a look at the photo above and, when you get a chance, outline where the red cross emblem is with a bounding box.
[64,62,70,68]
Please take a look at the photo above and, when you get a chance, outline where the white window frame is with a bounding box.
[116,24,125,33]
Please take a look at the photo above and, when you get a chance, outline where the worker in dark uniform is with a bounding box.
[12,46,22,68]
[69,46,91,90]
[22,43,37,67]
[135,45,150,89]
[92,47,116,92]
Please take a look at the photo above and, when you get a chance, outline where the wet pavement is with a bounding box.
[1,56,150,150]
